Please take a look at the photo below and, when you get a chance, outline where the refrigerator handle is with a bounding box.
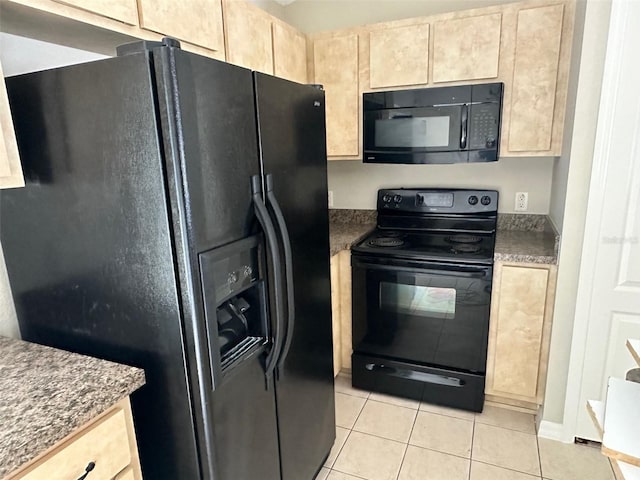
[265,174,295,378]
[251,175,284,389]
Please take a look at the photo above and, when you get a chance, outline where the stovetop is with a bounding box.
[352,229,496,264]
[352,188,499,264]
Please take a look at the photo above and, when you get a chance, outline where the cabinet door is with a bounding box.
[18,408,133,480]
[338,250,353,371]
[273,23,307,84]
[330,254,341,377]
[506,4,564,152]
[0,63,25,189]
[138,0,224,52]
[486,264,554,403]
[369,23,429,88]
[432,13,502,83]
[53,0,138,25]
[224,0,274,75]
[313,35,359,157]
[115,467,136,480]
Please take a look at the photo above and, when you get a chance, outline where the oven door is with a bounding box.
[351,255,492,374]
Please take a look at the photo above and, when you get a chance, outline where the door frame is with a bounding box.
[560,0,639,442]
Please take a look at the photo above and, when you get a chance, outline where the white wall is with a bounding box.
[0,34,107,338]
[283,0,518,33]
[328,157,555,212]
[541,0,611,427]
[248,0,288,20]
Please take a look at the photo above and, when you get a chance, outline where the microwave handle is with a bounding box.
[460,104,468,149]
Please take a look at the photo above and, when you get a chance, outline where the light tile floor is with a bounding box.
[316,374,616,480]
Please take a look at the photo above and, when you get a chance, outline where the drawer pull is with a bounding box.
[76,461,96,480]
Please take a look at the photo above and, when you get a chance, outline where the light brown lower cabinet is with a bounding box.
[330,250,353,376]
[485,261,557,409]
[115,467,137,480]
[7,397,142,480]
[330,253,341,377]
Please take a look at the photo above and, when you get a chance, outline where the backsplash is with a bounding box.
[497,214,555,232]
[329,209,376,225]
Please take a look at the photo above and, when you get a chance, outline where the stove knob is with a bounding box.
[383,194,392,203]
[393,195,402,204]
[468,195,479,205]
[481,195,491,206]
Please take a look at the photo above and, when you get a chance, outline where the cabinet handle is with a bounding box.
[76,461,95,480]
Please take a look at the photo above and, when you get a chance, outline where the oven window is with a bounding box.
[379,282,456,319]
[375,116,450,148]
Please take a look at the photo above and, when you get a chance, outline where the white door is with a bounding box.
[573,0,640,440]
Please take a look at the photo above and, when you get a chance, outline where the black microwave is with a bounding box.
[363,82,503,164]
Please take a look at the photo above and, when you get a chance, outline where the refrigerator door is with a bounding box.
[1,53,200,479]
[152,47,281,480]
[254,73,336,480]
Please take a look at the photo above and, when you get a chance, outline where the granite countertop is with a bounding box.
[494,214,559,265]
[0,337,146,478]
[329,209,376,256]
[329,210,559,265]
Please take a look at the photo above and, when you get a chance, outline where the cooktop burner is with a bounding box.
[447,234,482,244]
[367,237,405,247]
[451,244,482,254]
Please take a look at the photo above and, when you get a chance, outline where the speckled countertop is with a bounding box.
[329,210,559,264]
[495,214,559,264]
[329,209,376,256]
[0,337,145,478]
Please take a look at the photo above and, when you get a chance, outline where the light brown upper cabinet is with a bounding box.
[313,35,359,158]
[505,4,565,153]
[432,13,502,83]
[369,23,430,89]
[138,0,224,52]
[272,23,308,84]
[53,0,139,25]
[223,0,274,75]
[0,63,25,189]
[485,262,557,406]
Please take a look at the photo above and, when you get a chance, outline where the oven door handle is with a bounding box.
[352,258,490,279]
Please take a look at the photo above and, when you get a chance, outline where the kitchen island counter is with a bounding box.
[0,336,145,478]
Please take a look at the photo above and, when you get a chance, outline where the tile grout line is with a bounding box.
[472,458,546,478]
[536,428,544,479]
[395,403,420,480]
[468,414,476,480]
[327,428,352,470]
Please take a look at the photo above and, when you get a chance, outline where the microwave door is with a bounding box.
[364,106,464,154]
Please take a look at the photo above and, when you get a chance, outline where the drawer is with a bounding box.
[19,407,132,480]
[114,467,136,480]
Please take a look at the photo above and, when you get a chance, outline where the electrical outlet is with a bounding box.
[515,192,528,211]
[328,190,334,207]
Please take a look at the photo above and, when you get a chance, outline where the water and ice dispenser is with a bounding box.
[200,235,269,383]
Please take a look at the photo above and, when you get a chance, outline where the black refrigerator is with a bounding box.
[0,39,335,480]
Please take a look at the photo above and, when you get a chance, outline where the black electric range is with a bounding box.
[350,188,498,412]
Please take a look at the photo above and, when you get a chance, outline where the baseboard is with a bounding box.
[538,420,573,442]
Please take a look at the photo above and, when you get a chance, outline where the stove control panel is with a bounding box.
[377,188,498,213]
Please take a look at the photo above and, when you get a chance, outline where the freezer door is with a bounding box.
[1,53,200,479]
[254,73,336,480]
[153,48,280,479]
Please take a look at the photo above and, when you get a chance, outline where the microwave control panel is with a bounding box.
[468,103,500,150]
